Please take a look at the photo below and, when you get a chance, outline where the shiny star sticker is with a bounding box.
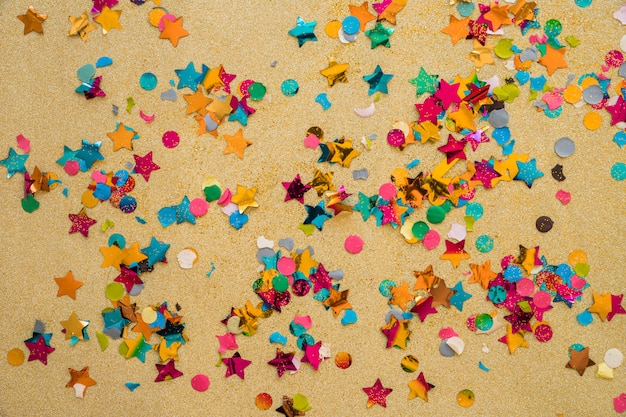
[330,139,360,167]
[223,129,251,159]
[268,349,297,377]
[448,102,476,131]
[510,0,537,23]
[363,378,392,408]
[363,65,393,95]
[409,67,438,97]
[288,16,317,47]
[60,312,87,340]
[0,148,28,178]
[413,265,439,291]
[467,40,495,68]
[93,6,122,34]
[351,1,376,31]
[514,158,543,188]
[309,169,335,197]
[415,96,443,124]
[408,372,434,401]
[183,90,211,115]
[282,174,311,203]
[68,11,96,41]
[76,140,104,170]
[54,271,84,300]
[323,288,352,317]
[320,58,349,87]
[434,79,461,110]
[66,366,96,398]
[441,15,469,45]
[68,208,97,237]
[107,122,135,151]
[389,282,415,311]
[18,6,47,35]
[374,0,405,25]
[605,95,626,125]
[468,260,498,289]
[133,151,160,182]
[411,296,439,321]
[440,239,470,268]
[231,184,259,213]
[437,134,467,163]
[483,1,512,30]
[566,347,595,376]
[155,359,183,382]
[472,159,500,188]
[538,45,567,76]
[303,201,333,230]
[159,16,189,47]
[365,22,394,48]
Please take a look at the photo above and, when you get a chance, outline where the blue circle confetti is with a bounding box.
[577,310,594,326]
[611,162,626,181]
[379,279,396,298]
[281,79,299,97]
[457,1,475,17]
[139,72,158,91]
[341,16,360,35]
[108,233,126,249]
[503,265,523,283]
[475,235,494,253]
[574,0,592,7]
[465,202,484,220]
[120,195,137,213]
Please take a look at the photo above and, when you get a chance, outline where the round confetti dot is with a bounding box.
[325,20,342,38]
[378,182,397,200]
[177,248,198,269]
[554,137,575,157]
[203,184,222,202]
[466,314,477,332]
[142,307,157,324]
[191,374,210,392]
[457,1,475,16]
[611,162,626,181]
[139,72,158,91]
[335,352,352,369]
[574,0,592,7]
[119,195,137,213]
[516,277,535,296]
[534,323,553,342]
[255,393,273,410]
[281,79,299,97]
[148,8,166,27]
[379,279,396,297]
[563,84,583,103]
[248,82,267,101]
[605,50,624,68]
[272,274,289,292]
[411,221,429,240]
[387,128,405,147]
[106,282,125,301]
[344,234,364,254]
[162,131,180,148]
[277,257,296,275]
[475,313,493,332]
[604,348,624,369]
[582,85,603,105]
[544,106,563,119]
[488,285,506,304]
[341,15,360,35]
[465,202,483,220]
[475,235,494,253]
[544,19,562,37]
[568,249,587,265]
[503,265,522,283]
[422,229,440,250]
[297,333,314,350]
[400,355,419,373]
[189,198,209,217]
[573,262,590,277]
[536,216,554,233]
[7,348,24,366]
[426,205,446,224]
[577,310,594,326]
[534,291,552,308]
[457,389,475,407]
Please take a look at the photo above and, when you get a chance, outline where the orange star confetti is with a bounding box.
[94,6,122,34]
[320,58,349,87]
[468,260,498,289]
[441,15,470,45]
[467,40,495,69]
[223,129,252,159]
[538,45,568,75]
[54,271,84,300]
[68,11,96,41]
[17,6,47,35]
[183,90,212,115]
[588,291,613,321]
[106,123,135,151]
[389,282,414,310]
[159,16,189,47]
[350,2,376,31]
[483,2,512,31]
[66,366,96,398]
[440,239,470,268]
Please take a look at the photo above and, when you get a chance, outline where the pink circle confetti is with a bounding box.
[533,291,552,309]
[303,134,320,149]
[162,131,180,148]
[438,327,458,340]
[422,230,440,250]
[516,277,535,297]
[191,374,210,392]
[500,254,515,270]
[605,50,624,68]
[239,79,254,97]
[189,198,209,217]
[465,314,477,332]
[533,323,553,342]
[378,182,397,200]
[64,160,80,176]
[344,234,364,254]
[277,257,296,275]
[555,189,571,205]
[387,128,405,147]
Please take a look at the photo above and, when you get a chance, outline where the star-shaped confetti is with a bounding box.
[514,158,543,188]
[320,58,348,87]
[588,291,613,321]
[54,271,83,300]
[107,122,135,151]
[467,40,495,68]
[288,16,317,47]
[440,239,470,268]
[409,67,437,97]
[303,201,333,230]
[223,129,251,159]
[76,140,104,170]
[408,372,434,401]
[363,65,393,95]
[231,184,259,213]
[94,6,122,34]
[282,174,311,203]
[68,208,97,237]
[301,341,323,370]
[498,324,529,354]
[324,288,352,317]
[350,2,376,31]
[437,134,467,163]
[363,378,392,408]
[483,2,512,30]
[66,366,96,398]
[133,151,160,182]
[68,11,96,41]
[60,312,88,340]
[141,237,170,267]
[159,16,189,47]
[308,169,335,197]
[449,281,472,311]
[268,349,297,377]
[365,22,394,48]
[608,294,626,321]
[0,148,29,178]
[18,6,47,35]
[566,347,595,376]
[24,334,55,365]
[434,79,461,110]
[468,260,498,289]
[410,296,438,322]
[155,359,183,382]
[441,15,469,45]
[176,62,202,92]
[538,45,567,76]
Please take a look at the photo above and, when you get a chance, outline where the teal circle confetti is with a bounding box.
[379,279,396,298]
[297,333,315,350]
[281,79,299,97]
[457,1,475,17]
[289,322,306,337]
[611,162,626,181]
[108,233,126,249]
[488,285,506,304]
[139,72,158,91]
[544,19,562,38]
[577,310,594,326]
[465,202,483,220]
[475,235,494,253]
[574,0,592,7]
[544,106,563,119]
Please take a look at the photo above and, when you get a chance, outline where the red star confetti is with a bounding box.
[68,208,97,237]
[362,378,392,408]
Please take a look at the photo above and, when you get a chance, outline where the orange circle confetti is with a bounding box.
[457,389,475,407]
[149,8,167,27]
[334,351,352,369]
[7,348,24,366]
[81,190,99,208]
[562,84,582,104]
[325,20,342,39]
[568,250,588,266]
[579,77,599,90]
[255,392,273,410]
[400,354,419,372]
[583,111,602,130]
